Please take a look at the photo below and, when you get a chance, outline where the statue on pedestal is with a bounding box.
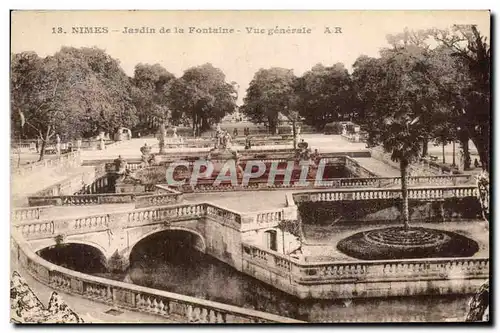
[55,135,61,155]
[223,131,232,149]
[341,124,347,136]
[99,136,105,151]
[214,124,224,149]
[208,125,237,160]
[114,155,128,174]
[157,123,167,154]
[172,126,178,138]
[140,143,152,166]
[458,149,465,172]
[296,139,310,160]
[245,135,252,150]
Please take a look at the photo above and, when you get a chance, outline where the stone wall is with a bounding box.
[298,197,483,225]
[204,214,243,271]
[241,243,489,299]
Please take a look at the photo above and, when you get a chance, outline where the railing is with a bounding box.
[176,174,473,193]
[105,161,144,173]
[292,185,478,203]
[135,192,183,208]
[245,209,285,225]
[242,243,489,285]
[127,203,206,225]
[11,206,51,222]
[12,234,301,323]
[28,193,143,206]
[12,151,82,176]
[13,212,112,240]
[205,204,242,225]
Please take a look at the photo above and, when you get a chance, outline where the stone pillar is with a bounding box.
[106,250,130,273]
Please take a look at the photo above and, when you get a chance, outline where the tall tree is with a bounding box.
[298,63,357,129]
[241,68,296,134]
[429,25,490,171]
[59,47,139,137]
[11,47,138,160]
[131,63,175,131]
[167,63,237,136]
[353,44,438,229]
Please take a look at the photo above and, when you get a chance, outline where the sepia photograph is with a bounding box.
[9,10,490,324]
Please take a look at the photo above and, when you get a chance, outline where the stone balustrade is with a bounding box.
[134,192,183,208]
[294,257,490,284]
[12,151,82,177]
[28,193,142,206]
[292,185,478,203]
[177,174,472,193]
[12,234,301,323]
[11,206,50,222]
[105,161,143,173]
[254,209,285,224]
[16,221,55,239]
[241,243,489,292]
[127,204,206,225]
[239,209,287,232]
[14,212,112,240]
[205,204,242,225]
[74,214,110,231]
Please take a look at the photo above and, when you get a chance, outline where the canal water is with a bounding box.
[39,231,473,322]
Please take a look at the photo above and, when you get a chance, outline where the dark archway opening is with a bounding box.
[37,243,107,274]
[129,229,204,266]
[264,230,278,251]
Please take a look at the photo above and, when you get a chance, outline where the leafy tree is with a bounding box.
[167,63,237,136]
[11,51,91,160]
[298,63,357,129]
[131,63,175,132]
[241,68,296,134]
[429,25,490,171]
[353,44,438,229]
[11,47,139,160]
[431,109,458,164]
[59,47,139,137]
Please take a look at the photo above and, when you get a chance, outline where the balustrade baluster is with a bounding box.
[200,308,208,323]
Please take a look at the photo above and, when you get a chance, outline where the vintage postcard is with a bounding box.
[10,10,490,324]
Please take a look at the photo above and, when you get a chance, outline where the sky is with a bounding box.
[11,10,490,105]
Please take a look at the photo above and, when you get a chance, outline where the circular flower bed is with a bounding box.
[337,227,479,260]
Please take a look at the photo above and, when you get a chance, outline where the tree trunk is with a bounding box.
[472,135,489,172]
[442,143,446,164]
[38,139,46,161]
[422,138,428,156]
[292,120,297,150]
[460,136,471,170]
[400,159,410,230]
[192,113,197,137]
[467,124,489,172]
[268,116,277,135]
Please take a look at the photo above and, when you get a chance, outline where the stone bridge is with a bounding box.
[14,202,293,272]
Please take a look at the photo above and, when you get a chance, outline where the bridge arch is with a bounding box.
[126,226,207,261]
[33,240,109,273]
[31,238,111,260]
